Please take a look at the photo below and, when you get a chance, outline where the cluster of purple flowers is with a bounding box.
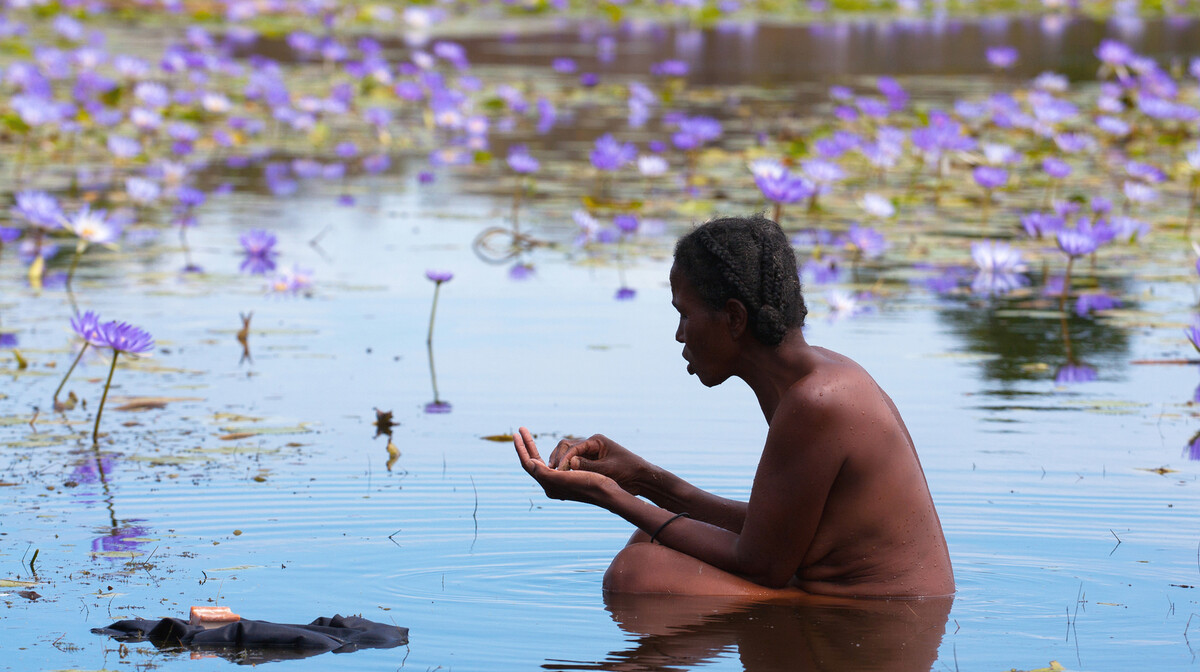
[71,311,155,356]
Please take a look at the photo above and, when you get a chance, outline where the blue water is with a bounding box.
[2,13,1200,672]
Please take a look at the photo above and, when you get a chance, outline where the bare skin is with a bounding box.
[513,263,954,598]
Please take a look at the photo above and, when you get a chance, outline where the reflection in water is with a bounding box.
[546,594,951,672]
[72,445,154,560]
[1055,312,1097,386]
[425,341,451,414]
[452,16,1200,86]
[236,311,253,365]
[1186,431,1200,461]
[936,282,1130,383]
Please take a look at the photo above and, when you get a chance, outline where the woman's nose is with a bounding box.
[675,322,684,343]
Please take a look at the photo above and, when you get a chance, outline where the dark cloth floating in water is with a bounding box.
[92,614,408,664]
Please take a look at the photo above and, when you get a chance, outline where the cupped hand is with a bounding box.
[514,427,618,505]
[546,433,653,496]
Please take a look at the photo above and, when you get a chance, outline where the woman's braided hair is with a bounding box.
[673,213,806,346]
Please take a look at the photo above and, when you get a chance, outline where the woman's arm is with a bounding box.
[634,464,747,534]
[548,433,747,533]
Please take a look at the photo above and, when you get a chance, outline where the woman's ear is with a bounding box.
[724,298,748,339]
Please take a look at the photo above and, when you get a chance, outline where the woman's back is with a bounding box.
[769,345,953,597]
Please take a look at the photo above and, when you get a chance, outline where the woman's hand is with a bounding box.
[546,433,654,497]
[514,427,619,506]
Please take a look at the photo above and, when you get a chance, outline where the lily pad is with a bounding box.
[218,424,311,440]
[112,396,204,411]
[481,434,514,442]
[206,565,262,572]
[90,551,143,559]
[0,579,37,588]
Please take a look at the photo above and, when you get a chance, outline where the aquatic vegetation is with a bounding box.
[749,159,812,224]
[91,319,155,445]
[425,270,453,347]
[238,229,279,276]
[53,310,105,408]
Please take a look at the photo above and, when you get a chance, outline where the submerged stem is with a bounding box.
[92,350,119,445]
[1059,256,1075,314]
[53,342,88,404]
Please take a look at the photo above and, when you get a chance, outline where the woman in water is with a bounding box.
[514,213,953,598]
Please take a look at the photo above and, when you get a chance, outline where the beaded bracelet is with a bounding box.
[649,512,690,544]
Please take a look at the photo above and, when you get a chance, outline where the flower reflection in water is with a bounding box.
[1054,362,1098,384]
[92,522,152,557]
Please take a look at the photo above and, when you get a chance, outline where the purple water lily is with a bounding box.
[13,190,63,229]
[1053,229,1093,263]
[840,224,888,259]
[1075,292,1120,317]
[973,165,1009,190]
[749,159,812,207]
[987,46,1019,70]
[507,145,540,174]
[590,134,636,171]
[651,60,689,77]
[239,229,278,275]
[89,319,154,444]
[671,116,722,151]
[1186,433,1200,461]
[1021,211,1066,239]
[1042,157,1071,179]
[1185,316,1200,353]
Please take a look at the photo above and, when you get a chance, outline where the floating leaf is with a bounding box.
[481,434,514,442]
[206,565,262,572]
[113,396,203,411]
[0,579,36,588]
[218,423,310,440]
[1007,662,1064,672]
[90,551,142,559]
[218,432,256,441]
[1135,467,1179,475]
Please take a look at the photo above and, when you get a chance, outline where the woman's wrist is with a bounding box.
[632,464,671,501]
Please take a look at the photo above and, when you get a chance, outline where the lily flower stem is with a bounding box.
[427,340,440,402]
[53,342,88,404]
[1187,183,1197,233]
[66,242,85,290]
[179,226,193,268]
[92,350,120,445]
[426,281,442,347]
[511,181,523,235]
[772,202,783,226]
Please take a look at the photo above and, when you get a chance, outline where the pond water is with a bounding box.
[2,10,1200,672]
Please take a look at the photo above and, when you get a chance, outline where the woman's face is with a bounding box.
[670,263,737,387]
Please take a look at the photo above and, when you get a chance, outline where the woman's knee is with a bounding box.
[625,528,652,546]
[603,542,663,593]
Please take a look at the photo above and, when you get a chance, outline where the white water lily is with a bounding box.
[858,193,895,219]
[67,206,121,245]
[637,155,668,176]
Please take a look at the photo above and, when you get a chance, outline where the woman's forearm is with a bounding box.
[635,465,747,533]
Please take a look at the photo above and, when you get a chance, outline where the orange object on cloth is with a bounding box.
[189,606,240,627]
